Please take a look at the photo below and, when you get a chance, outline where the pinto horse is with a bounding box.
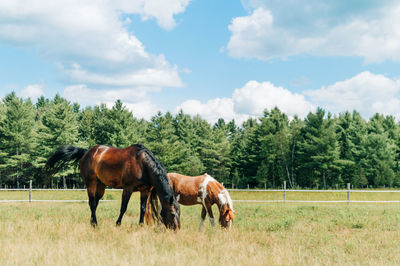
[166,173,235,230]
[46,144,180,230]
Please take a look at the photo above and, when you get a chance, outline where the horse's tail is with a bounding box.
[45,146,88,174]
[145,187,162,226]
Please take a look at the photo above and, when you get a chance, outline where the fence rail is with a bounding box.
[1,181,400,203]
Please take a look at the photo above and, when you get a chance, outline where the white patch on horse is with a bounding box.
[218,189,234,211]
[176,194,181,202]
[98,146,110,161]
[93,146,101,158]
[198,174,216,204]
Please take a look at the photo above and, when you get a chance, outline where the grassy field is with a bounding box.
[1,190,400,265]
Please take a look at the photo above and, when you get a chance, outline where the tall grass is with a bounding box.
[1,191,400,265]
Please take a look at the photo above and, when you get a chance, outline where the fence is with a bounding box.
[1,181,400,203]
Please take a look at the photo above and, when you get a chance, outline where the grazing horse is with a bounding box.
[167,173,235,230]
[46,144,180,230]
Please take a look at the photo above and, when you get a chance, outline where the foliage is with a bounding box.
[0,92,400,188]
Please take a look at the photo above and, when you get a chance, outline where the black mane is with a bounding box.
[135,144,173,201]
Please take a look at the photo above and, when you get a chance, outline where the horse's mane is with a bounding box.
[219,188,234,211]
[136,144,169,186]
[136,144,168,182]
[134,144,175,223]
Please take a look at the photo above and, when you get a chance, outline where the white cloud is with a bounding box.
[60,62,182,88]
[18,84,44,100]
[63,84,148,105]
[176,98,249,125]
[63,84,161,120]
[64,72,400,123]
[232,81,314,117]
[114,0,190,30]
[227,1,400,62]
[304,71,400,119]
[176,80,314,124]
[176,72,400,124]
[0,0,189,91]
[122,101,161,120]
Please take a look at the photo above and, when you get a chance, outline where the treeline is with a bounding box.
[0,92,399,189]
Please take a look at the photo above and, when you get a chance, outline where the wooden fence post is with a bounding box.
[284,181,287,203]
[29,180,32,203]
[347,183,350,204]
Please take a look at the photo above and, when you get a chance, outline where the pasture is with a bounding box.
[1,190,400,265]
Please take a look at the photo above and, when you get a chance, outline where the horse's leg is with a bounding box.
[205,203,215,227]
[198,206,207,231]
[116,188,133,226]
[86,178,98,227]
[139,189,150,225]
[94,180,106,211]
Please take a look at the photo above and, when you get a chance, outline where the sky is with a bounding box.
[1,0,400,124]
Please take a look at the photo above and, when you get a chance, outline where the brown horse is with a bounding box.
[46,144,180,230]
[166,173,235,230]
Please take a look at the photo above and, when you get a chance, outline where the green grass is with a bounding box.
[2,190,400,265]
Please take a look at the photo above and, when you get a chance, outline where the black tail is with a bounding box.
[145,188,162,225]
[45,146,87,175]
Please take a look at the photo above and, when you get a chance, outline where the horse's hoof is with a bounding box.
[116,222,121,226]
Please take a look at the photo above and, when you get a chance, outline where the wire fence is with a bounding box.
[1,181,400,203]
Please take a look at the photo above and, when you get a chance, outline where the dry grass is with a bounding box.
[1,191,400,265]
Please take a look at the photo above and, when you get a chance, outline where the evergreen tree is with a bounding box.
[296,108,341,188]
[231,118,260,188]
[146,112,204,175]
[0,93,36,187]
[359,114,397,187]
[36,95,79,187]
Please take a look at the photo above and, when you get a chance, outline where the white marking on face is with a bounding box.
[176,194,181,202]
[198,174,216,203]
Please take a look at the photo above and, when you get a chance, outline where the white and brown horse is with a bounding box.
[167,173,235,230]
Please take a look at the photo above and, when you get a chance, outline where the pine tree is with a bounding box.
[36,95,79,187]
[231,118,260,188]
[256,108,292,188]
[296,108,341,188]
[0,93,36,187]
[146,112,204,175]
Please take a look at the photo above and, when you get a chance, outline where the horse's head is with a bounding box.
[161,195,181,230]
[219,204,235,229]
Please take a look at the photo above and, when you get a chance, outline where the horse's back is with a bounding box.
[82,145,144,189]
[168,173,226,206]
[167,173,207,205]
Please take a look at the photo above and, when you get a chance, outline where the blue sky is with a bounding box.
[1,0,400,124]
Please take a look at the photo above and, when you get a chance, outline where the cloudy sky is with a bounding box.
[1,0,400,124]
